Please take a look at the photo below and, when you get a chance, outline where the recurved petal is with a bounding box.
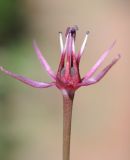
[81,54,121,86]
[0,66,55,88]
[83,41,116,80]
[33,41,56,80]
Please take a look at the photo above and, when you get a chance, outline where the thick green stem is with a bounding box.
[63,91,75,160]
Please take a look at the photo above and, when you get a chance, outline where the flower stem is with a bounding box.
[62,91,75,160]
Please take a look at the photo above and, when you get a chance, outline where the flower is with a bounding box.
[0,26,120,93]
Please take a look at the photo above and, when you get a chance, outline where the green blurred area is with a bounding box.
[0,0,25,45]
[0,1,27,159]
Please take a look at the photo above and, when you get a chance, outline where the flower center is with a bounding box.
[56,26,81,91]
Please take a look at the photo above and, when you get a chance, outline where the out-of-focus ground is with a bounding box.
[0,0,129,160]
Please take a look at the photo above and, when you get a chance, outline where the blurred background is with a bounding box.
[0,0,129,160]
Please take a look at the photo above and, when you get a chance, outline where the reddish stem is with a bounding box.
[63,91,75,160]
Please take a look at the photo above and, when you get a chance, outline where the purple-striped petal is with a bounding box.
[33,41,56,80]
[0,66,55,88]
[83,41,116,81]
[81,54,120,86]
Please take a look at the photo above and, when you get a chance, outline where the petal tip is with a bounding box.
[117,54,121,59]
[115,54,121,62]
[32,40,37,47]
[111,40,116,48]
[0,66,4,71]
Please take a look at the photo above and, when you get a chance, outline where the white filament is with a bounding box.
[59,32,64,53]
[79,32,89,57]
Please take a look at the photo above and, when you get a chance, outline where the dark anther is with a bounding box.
[65,25,78,39]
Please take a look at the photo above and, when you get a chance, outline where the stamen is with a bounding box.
[64,34,69,52]
[59,32,64,53]
[79,31,89,59]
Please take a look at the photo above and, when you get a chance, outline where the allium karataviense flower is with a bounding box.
[0,26,120,160]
